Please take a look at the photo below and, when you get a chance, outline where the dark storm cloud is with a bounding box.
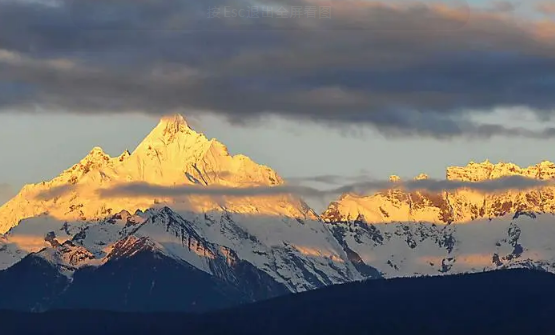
[1,0,555,138]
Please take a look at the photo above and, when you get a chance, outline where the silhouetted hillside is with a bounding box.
[1,269,555,335]
[0,248,287,313]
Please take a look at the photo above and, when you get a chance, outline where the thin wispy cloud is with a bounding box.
[34,184,73,201]
[0,0,554,139]
[35,176,555,201]
[285,174,375,185]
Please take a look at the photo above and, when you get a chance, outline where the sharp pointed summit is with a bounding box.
[161,113,188,126]
[133,114,198,154]
[158,114,191,134]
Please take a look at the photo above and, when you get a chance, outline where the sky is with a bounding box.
[0,0,555,207]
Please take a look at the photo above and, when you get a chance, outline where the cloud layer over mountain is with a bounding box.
[35,176,554,201]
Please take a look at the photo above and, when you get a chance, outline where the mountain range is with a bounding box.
[2,114,555,311]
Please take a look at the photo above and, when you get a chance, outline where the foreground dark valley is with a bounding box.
[2,269,554,335]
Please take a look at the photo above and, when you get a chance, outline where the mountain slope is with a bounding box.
[326,210,555,278]
[51,247,259,312]
[0,205,364,308]
[0,242,270,313]
[0,254,69,311]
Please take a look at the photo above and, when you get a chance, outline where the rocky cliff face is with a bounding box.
[322,160,555,224]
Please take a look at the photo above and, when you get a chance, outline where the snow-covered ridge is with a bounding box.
[323,160,555,224]
[0,206,363,292]
[446,159,555,181]
[4,207,555,287]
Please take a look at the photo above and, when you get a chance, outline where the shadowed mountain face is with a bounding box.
[0,245,287,313]
[1,269,554,335]
[52,249,281,312]
[0,255,69,311]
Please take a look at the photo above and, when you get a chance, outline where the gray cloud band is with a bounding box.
[35,176,555,200]
[1,0,555,138]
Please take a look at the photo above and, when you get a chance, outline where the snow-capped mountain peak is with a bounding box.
[0,114,311,234]
[159,114,191,133]
[132,114,215,178]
